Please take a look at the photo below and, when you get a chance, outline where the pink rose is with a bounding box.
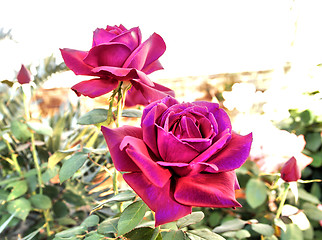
[60,24,174,106]
[101,96,252,226]
[17,64,32,85]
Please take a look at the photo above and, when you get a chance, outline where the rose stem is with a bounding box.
[22,85,51,236]
[275,183,290,219]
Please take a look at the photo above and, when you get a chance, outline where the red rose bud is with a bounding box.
[281,156,301,182]
[17,64,32,84]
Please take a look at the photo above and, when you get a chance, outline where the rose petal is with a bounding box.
[123,33,166,71]
[141,102,171,158]
[92,67,154,87]
[174,171,241,208]
[141,59,164,75]
[204,132,253,173]
[71,78,119,98]
[194,101,231,134]
[83,43,131,68]
[157,161,205,177]
[120,136,171,188]
[190,129,231,165]
[101,126,141,172]
[111,27,141,51]
[92,28,118,47]
[123,172,191,226]
[157,125,199,163]
[125,81,175,107]
[60,48,93,75]
[181,138,212,152]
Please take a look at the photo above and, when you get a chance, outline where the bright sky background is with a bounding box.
[1,0,322,82]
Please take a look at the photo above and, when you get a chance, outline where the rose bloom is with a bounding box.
[60,24,174,106]
[102,96,252,226]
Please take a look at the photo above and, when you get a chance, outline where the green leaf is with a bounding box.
[48,151,73,169]
[245,178,267,208]
[299,110,314,125]
[298,188,320,204]
[213,219,247,233]
[251,223,274,236]
[7,198,31,220]
[302,202,322,221]
[1,79,14,87]
[177,211,205,229]
[97,217,119,235]
[55,226,87,238]
[280,223,303,240]
[11,119,31,141]
[122,109,143,118]
[81,215,100,228]
[42,165,59,183]
[310,151,322,168]
[235,229,251,239]
[30,194,52,210]
[6,180,28,201]
[53,200,69,218]
[77,108,108,125]
[93,190,136,211]
[62,190,86,206]
[162,230,187,240]
[117,200,147,235]
[305,132,322,152]
[59,152,88,183]
[188,229,225,240]
[84,232,106,240]
[124,227,160,240]
[26,121,53,136]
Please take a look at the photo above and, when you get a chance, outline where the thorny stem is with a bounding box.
[275,184,290,219]
[3,138,22,177]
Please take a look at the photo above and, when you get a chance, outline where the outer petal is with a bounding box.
[120,136,171,188]
[111,27,141,51]
[174,171,241,208]
[60,48,93,75]
[123,33,166,71]
[141,59,164,75]
[101,126,141,172]
[204,132,253,173]
[92,28,118,47]
[141,98,178,158]
[190,129,231,164]
[71,78,119,98]
[92,66,154,86]
[83,43,131,68]
[123,172,192,226]
[157,125,199,163]
[125,80,175,107]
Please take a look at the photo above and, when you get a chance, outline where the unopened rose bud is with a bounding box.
[17,64,32,85]
[281,157,301,182]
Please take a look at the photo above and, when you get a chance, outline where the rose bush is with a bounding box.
[102,96,252,226]
[60,24,174,106]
